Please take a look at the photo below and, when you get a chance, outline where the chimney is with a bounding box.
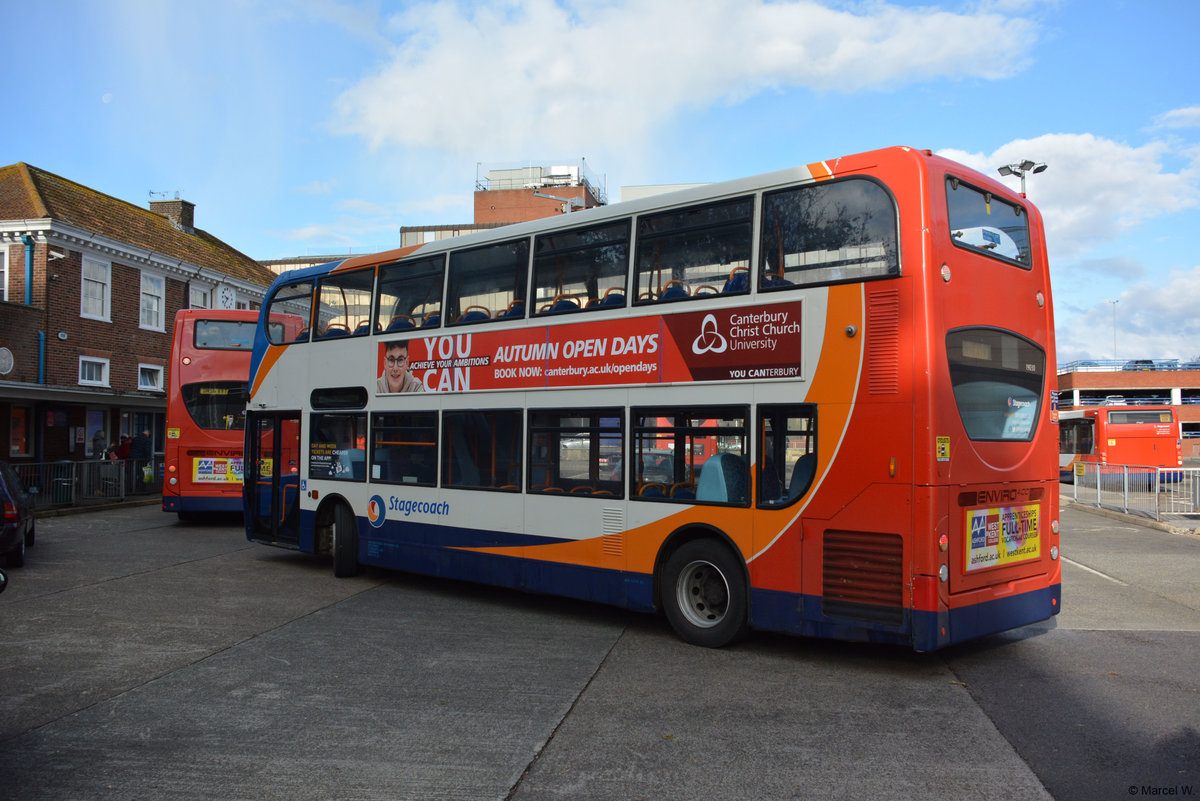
[150,198,196,233]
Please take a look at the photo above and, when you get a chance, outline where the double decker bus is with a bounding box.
[164,309,296,517]
[1058,405,1183,482]
[244,145,1060,650]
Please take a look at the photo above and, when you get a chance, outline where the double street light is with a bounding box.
[997,160,1048,195]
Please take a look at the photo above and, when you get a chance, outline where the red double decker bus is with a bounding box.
[164,309,300,517]
[243,146,1060,650]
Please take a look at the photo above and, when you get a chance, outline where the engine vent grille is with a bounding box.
[822,530,904,625]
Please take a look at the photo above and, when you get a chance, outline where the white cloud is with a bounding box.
[296,179,336,195]
[1154,106,1200,130]
[939,134,1200,262]
[331,0,1039,156]
[1056,266,1200,362]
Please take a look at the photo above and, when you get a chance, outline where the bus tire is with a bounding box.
[332,502,360,578]
[661,539,748,648]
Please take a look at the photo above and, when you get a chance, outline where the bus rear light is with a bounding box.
[938,533,948,552]
[168,464,177,473]
[1050,545,1059,560]
[938,565,948,582]
[1050,519,1060,534]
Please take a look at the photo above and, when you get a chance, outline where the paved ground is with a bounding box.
[0,500,1196,800]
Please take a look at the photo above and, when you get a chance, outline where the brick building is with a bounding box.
[398,161,605,249]
[0,163,278,465]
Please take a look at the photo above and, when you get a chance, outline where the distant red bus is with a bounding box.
[1058,405,1183,481]
[163,310,299,517]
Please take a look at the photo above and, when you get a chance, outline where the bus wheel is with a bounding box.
[662,540,748,647]
[332,502,361,578]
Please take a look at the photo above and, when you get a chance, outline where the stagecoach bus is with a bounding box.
[243,145,1060,650]
[164,309,302,517]
[1059,404,1183,482]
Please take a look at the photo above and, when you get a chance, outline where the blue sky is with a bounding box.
[6,0,1199,363]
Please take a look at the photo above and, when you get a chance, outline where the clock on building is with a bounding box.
[218,285,236,309]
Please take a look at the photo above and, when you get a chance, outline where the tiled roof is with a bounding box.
[0,162,277,288]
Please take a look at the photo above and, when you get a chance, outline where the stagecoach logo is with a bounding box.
[692,314,728,355]
[367,495,386,528]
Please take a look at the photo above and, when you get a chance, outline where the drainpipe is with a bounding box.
[21,234,34,305]
[37,330,46,384]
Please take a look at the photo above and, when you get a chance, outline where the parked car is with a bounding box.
[0,460,35,567]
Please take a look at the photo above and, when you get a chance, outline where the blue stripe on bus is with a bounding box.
[750,583,1060,650]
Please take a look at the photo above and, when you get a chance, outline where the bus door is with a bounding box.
[247,411,301,545]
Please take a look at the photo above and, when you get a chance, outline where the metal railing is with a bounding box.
[12,458,163,511]
[1070,463,1200,522]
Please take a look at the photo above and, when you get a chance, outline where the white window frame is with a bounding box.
[79,356,110,387]
[81,257,111,321]
[140,270,166,331]
[190,284,211,309]
[0,249,8,301]
[138,363,165,392]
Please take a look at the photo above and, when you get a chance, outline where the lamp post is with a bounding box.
[1107,299,1119,360]
[997,160,1048,195]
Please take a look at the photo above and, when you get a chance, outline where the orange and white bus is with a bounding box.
[163,309,289,517]
[244,145,1060,650]
[1058,404,1183,482]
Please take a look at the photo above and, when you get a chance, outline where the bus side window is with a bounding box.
[533,220,630,316]
[634,197,753,306]
[314,268,374,341]
[309,413,367,482]
[265,281,314,345]
[446,240,529,325]
[760,178,899,290]
[757,405,817,507]
[528,409,623,496]
[632,406,748,505]
[371,412,437,486]
[443,410,522,491]
[377,255,444,334]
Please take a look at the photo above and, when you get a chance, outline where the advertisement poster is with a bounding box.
[375,301,804,394]
[192,456,244,484]
[964,504,1041,572]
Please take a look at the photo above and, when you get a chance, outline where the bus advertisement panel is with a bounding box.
[377,301,804,393]
[244,146,1061,652]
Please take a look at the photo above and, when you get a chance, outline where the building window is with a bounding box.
[0,250,7,301]
[141,272,165,330]
[9,406,30,455]
[190,285,211,309]
[81,257,111,320]
[138,364,165,392]
[79,357,110,387]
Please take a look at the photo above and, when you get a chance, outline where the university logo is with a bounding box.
[692,313,728,355]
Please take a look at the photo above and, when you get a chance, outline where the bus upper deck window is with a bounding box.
[265,282,314,345]
[946,177,1032,268]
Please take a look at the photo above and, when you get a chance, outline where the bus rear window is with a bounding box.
[947,329,1044,441]
[1108,410,1174,425]
[181,381,249,430]
[946,177,1032,268]
[194,319,259,350]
